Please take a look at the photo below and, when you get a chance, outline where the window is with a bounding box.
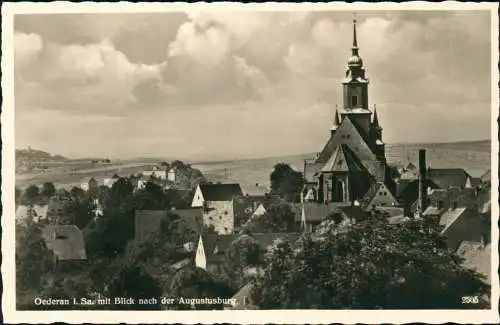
[224,211,228,215]
[352,96,358,106]
[452,202,458,209]
[346,134,351,139]
[437,200,444,209]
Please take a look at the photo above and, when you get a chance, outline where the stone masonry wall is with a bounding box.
[203,200,235,235]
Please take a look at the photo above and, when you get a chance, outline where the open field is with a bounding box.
[15,140,491,195]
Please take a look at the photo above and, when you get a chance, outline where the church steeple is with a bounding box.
[347,18,363,70]
[372,105,381,129]
[341,17,370,134]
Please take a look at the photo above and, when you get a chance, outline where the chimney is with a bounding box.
[418,149,428,214]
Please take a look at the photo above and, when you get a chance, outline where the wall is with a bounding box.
[203,200,235,234]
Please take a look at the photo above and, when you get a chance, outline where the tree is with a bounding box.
[25,185,40,201]
[67,198,94,229]
[245,202,296,233]
[134,181,169,210]
[41,182,56,197]
[251,218,489,309]
[223,234,264,290]
[270,163,304,202]
[169,266,233,310]
[106,265,163,310]
[70,186,86,200]
[16,219,54,306]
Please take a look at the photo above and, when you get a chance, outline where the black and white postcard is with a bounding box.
[2,2,499,324]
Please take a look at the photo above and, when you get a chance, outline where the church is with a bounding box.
[302,19,396,206]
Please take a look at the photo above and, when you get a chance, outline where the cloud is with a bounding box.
[14,32,43,69]
[15,35,166,115]
[13,11,492,160]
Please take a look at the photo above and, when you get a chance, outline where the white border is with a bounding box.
[2,2,499,324]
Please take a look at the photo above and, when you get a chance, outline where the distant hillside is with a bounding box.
[15,148,69,162]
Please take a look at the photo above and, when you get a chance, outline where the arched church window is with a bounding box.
[332,180,345,202]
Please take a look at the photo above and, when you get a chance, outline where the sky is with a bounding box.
[13,9,493,161]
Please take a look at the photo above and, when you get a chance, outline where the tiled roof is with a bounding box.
[304,163,323,182]
[321,145,350,172]
[427,168,471,189]
[439,207,468,233]
[338,206,369,222]
[199,183,243,201]
[470,177,482,188]
[422,206,444,217]
[298,202,350,222]
[480,169,491,182]
[375,206,405,218]
[170,208,203,233]
[201,232,300,263]
[135,210,167,242]
[251,232,301,249]
[42,225,87,261]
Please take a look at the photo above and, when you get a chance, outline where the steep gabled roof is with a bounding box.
[298,202,350,222]
[322,145,350,172]
[42,225,87,261]
[316,116,377,165]
[199,183,243,201]
[439,207,468,234]
[427,168,471,189]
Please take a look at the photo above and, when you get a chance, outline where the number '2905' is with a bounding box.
[461,296,479,304]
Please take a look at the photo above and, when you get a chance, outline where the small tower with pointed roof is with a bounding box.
[330,107,341,137]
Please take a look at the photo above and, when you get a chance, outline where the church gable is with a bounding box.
[316,117,376,167]
[360,182,398,210]
[322,146,350,172]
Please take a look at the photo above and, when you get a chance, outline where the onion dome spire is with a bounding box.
[347,18,363,68]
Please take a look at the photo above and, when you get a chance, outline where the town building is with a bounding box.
[15,204,49,224]
[41,224,87,264]
[300,19,396,222]
[142,165,168,181]
[80,177,98,192]
[194,232,300,272]
[191,183,243,234]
